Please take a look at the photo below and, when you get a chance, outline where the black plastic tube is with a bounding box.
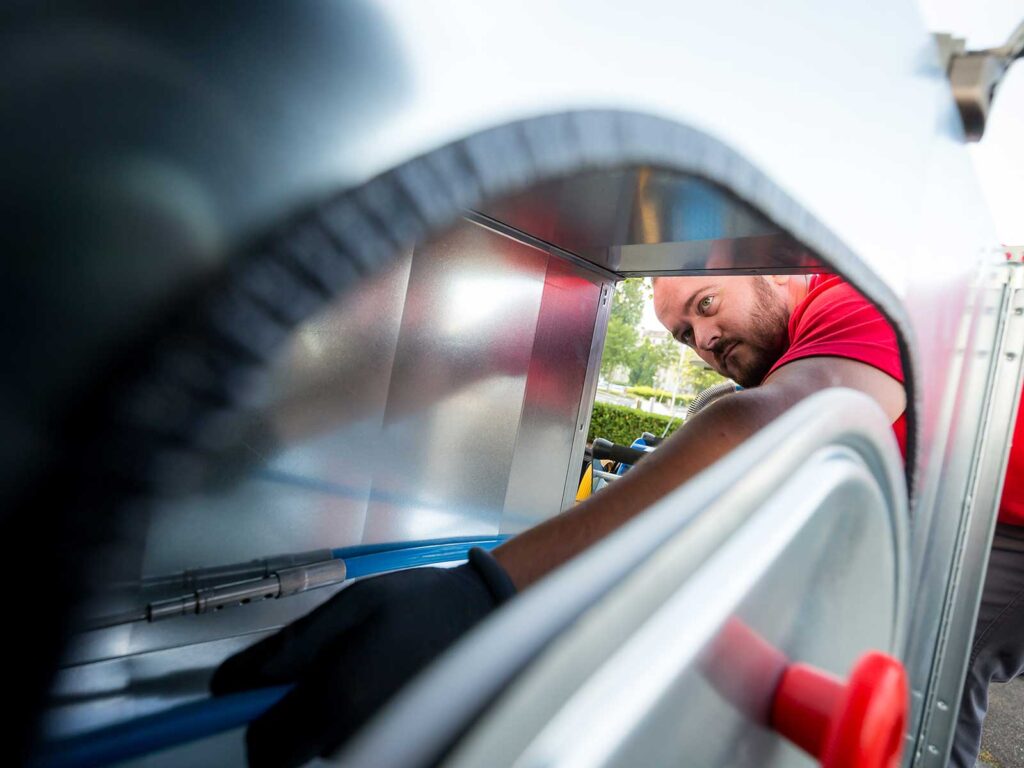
[590,438,649,466]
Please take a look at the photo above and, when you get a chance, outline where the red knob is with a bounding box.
[771,652,908,768]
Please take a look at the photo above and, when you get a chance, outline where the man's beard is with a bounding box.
[721,278,790,388]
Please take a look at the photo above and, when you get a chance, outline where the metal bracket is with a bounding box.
[935,20,1024,141]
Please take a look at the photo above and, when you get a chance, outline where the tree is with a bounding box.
[600,317,638,380]
[600,279,649,381]
[628,338,674,388]
[609,278,646,327]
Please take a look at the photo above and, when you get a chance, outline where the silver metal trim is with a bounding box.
[464,210,622,283]
[902,266,983,748]
[914,263,1024,766]
[562,280,615,511]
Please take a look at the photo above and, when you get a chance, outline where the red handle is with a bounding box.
[771,652,908,768]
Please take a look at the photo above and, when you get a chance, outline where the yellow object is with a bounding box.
[575,463,594,503]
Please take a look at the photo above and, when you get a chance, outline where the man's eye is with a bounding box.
[698,296,714,313]
[681,328,694,344]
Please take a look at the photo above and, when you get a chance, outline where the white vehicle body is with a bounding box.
[5,3,1020,766]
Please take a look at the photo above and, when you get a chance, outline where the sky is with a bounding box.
[642,1,1023,332]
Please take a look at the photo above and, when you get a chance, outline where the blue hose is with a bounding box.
[33,686,291,768]
[342,537,507,577]
[37,535,510,768]
[330,534,510,562]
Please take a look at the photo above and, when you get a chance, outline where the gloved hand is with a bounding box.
[210,547,516,768]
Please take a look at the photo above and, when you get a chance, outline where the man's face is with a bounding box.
[652,276,791,388]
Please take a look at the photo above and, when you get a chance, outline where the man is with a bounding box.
[212,271,907,768]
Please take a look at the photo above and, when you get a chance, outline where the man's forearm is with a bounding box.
[492,387,788,590]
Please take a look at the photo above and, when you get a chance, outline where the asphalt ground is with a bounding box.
[977,677,1024,768]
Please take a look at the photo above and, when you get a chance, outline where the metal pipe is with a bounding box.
[46,536,513,766]
[147,560,347,622]
[140,549,335,591]
[82,536,511,631]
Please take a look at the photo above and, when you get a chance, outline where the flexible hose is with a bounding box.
[686,381,739,417]
[33,686,291,768]
[342,538,507,578]
[38,535,509,768]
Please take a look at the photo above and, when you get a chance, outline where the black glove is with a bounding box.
[210,547,516,768]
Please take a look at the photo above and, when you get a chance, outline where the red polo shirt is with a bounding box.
[756,273,1024,525]
[1000,396,1024,526]
[1000,250,1024,526]
[764,274,907,457]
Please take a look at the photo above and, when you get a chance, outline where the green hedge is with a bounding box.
[587,401,682,446]
[625,386,694,409]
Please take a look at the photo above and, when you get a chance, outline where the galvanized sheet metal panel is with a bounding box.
[53,218,606,741]
[502,254,604,531]
[363,221,548,541]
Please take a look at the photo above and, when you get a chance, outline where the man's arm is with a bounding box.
[492,356,905,590]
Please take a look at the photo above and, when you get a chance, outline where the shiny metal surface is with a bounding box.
[57,217,606,735]
[458,214,620,514]
[5,1,994,488]
[913,263,1024,767]
[464,211,621,284]
[62,252,415,667]
[337,389,908,768]
[563,280,615,510]
[12,3,1007,761]
[145,549,336,592]
[63,250,416,665]
[146,559,346,622]
[362,221,557,540]
[331,4,994,597]
[901,267,994,749]
[144,251,414,576]
[90,216,593,584]
[480,170,822,276]
[901,261,1024,758]
[500,249,606,530]
[352,0,991,511]
[62,582,348,668]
